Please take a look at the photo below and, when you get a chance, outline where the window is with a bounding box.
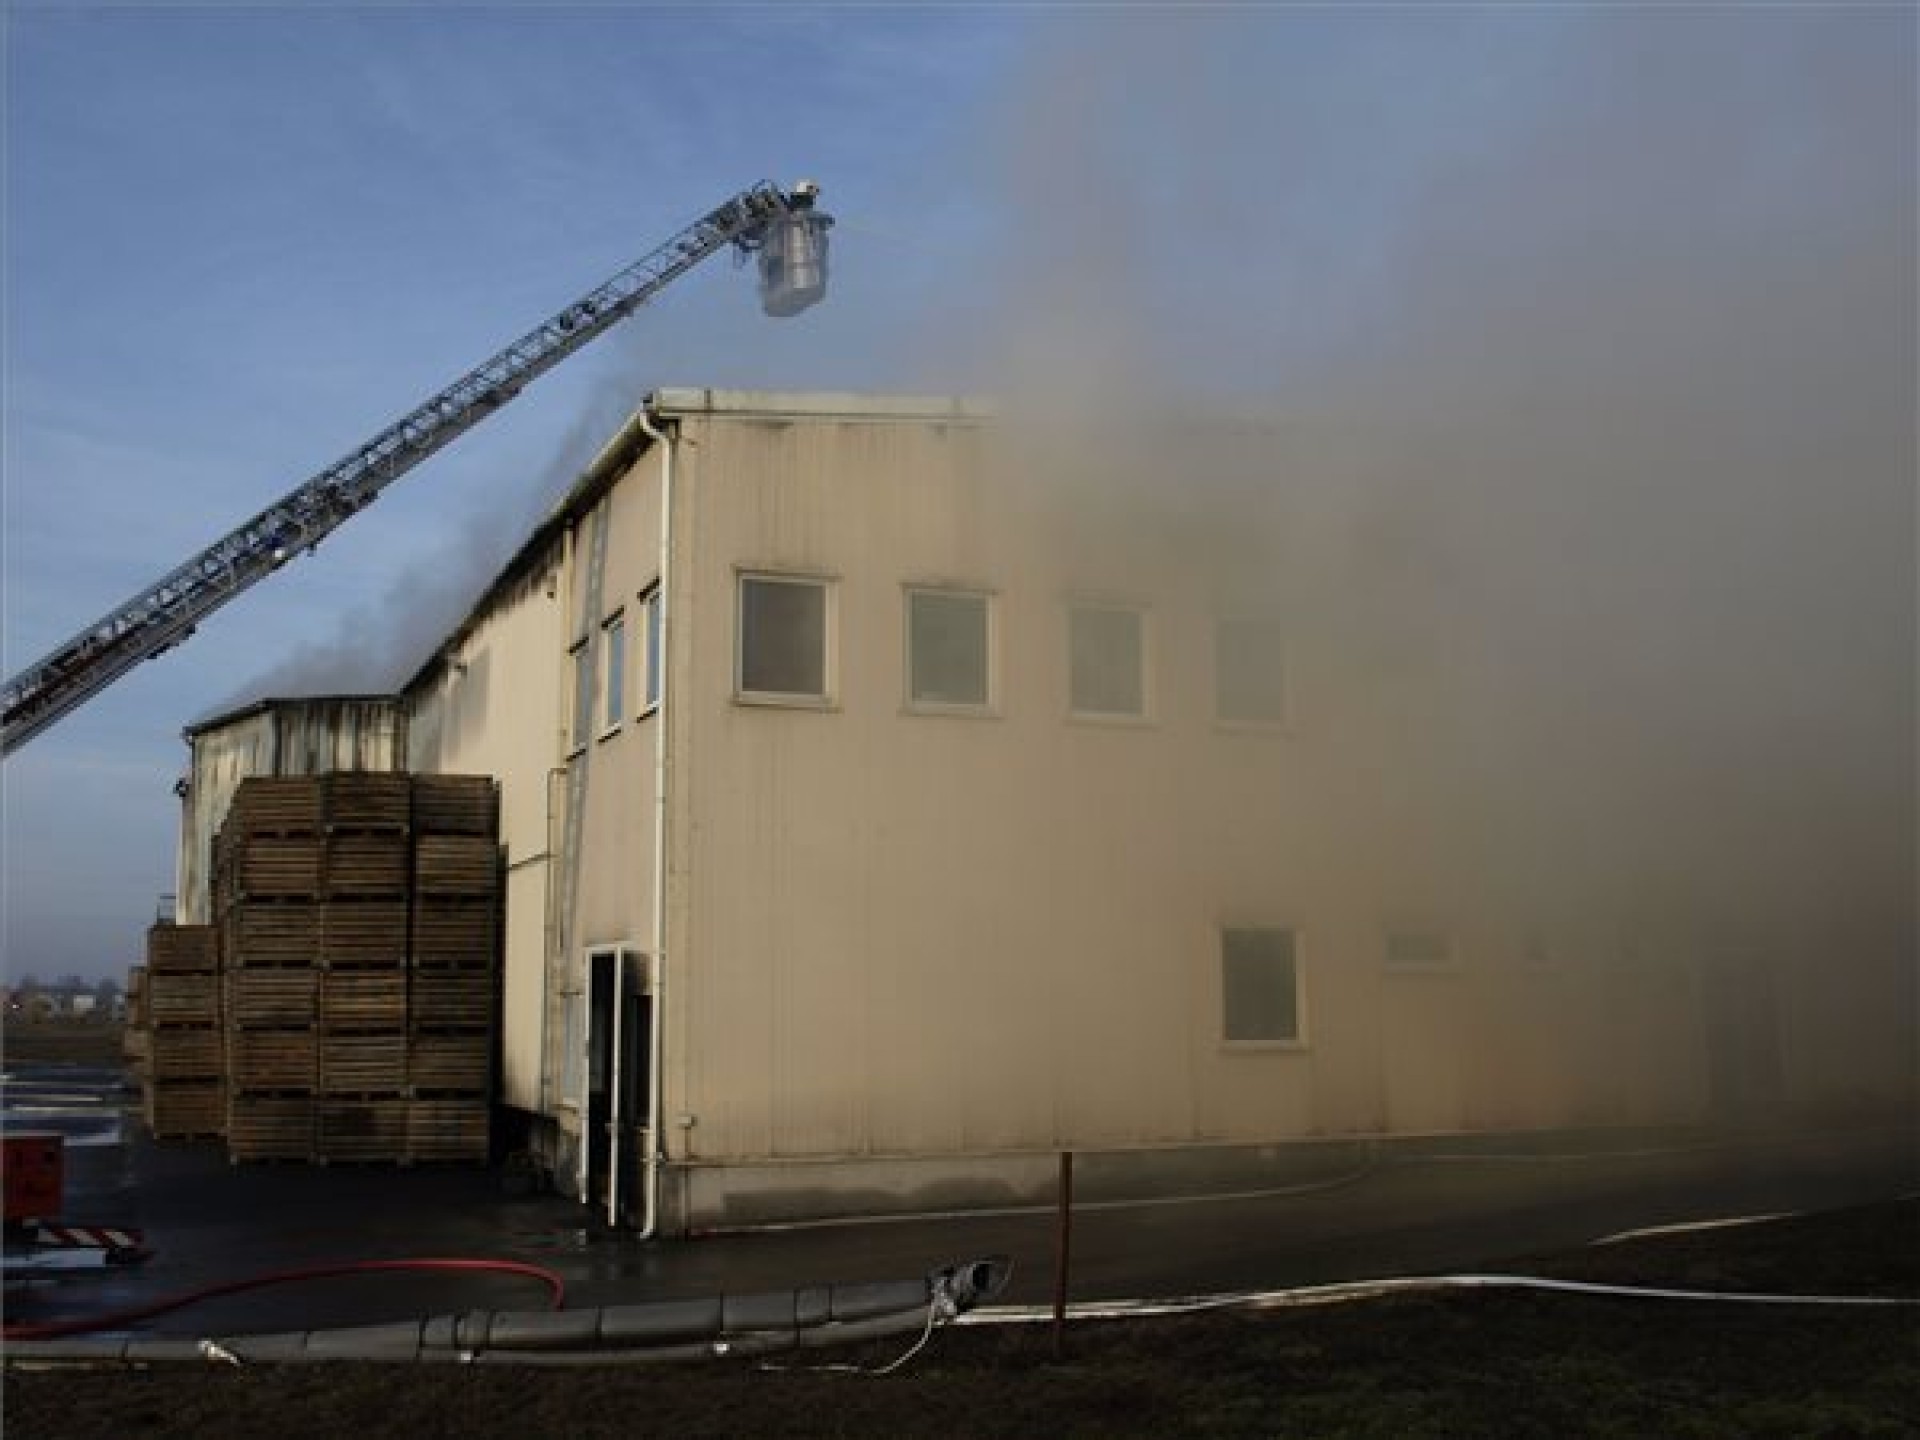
[1385,930,1453,970]
[1222,927,1302,1044]
[906,587,991,710]
[600,613,626,734]
[1069,604,1146,718]
[738,574,830,701]
[568,639,592,751]
[1215,617,1287,725]
[639,585,663,713]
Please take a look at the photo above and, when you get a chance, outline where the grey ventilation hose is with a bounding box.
[5,1257,1011,1368]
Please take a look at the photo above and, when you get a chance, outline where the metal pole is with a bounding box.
[1052,1150,1074,1358]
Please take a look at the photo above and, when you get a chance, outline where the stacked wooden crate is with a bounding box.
[317,774,414,1163]
[406,776,499,1162]
[143,925,223,1138]
[220,779,324,1160]
[210,771,499,1164]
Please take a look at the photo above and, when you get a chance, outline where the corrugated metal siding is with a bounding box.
[175,699,406,924]
[273,701,405,775]
[176,711,274,924]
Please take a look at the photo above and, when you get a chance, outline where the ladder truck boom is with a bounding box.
[1,180,832,757]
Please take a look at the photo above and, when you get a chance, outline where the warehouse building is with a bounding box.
[177,388,1914,1234]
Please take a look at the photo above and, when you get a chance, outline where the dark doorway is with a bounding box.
[618,974,653,1226]
[585,951,617,1205]
[585,948,653,1224]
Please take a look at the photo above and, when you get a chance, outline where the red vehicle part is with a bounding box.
[3,1132,64,1222]
[3,1132,150,1274]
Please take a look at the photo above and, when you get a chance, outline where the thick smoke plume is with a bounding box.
[947,6,1914,1121]
[968,8,1914,928]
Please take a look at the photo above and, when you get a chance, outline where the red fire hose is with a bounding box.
[2,1257,566,1341]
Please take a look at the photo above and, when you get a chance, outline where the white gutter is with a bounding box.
[634,406,675,1239]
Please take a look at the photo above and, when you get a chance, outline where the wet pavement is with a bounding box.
[1,1066,126,1149]
[5,1062,1914,1339]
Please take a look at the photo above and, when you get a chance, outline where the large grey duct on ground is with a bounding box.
[7,1258,1010,1367]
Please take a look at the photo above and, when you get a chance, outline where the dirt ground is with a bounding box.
[8,1199,1916,1438]
[2,1019,125,1067]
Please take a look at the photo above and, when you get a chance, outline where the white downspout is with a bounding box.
[635,406,674,1239]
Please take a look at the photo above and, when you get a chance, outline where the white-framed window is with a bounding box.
[1385,929,1454,971]
[905,585,993,712]
[1221,926,1303,1045]
[639,584,663,714]
[600,612,626,737]
[567,638,592,753]
[737,572,832,703]
[1068,602,1147,719]
[1214,616,1287,726]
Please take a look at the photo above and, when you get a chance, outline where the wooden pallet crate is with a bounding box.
[227,1095,315,1162]
[410,898,497,963]
[237,837,323,898]
[147,973,220,1027]
[213,826,239,916]
[321,969,408,1029]
[146,1080,225,1140]
[228,1029,318,1091]
[126,965,149,1032]
[230,777,324,835]
[323,835,410,897]
[148,1025,222,1080]
[146,923,219,974]
[324,773,411,833]
[321,900,410,965]
[407,1031,491,1093]
[410,775,498,837]
[413,836,500,897]
[408,968,496,1029]
[225,901,323,965]
[317,1099,408,1162]
[225,967,318,1028]
[406,1098,490,1163]
[320,1033,408,1094]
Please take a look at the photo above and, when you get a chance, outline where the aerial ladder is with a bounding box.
[0,181,833,757]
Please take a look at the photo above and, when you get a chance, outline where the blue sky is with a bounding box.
[3,4,1911,982]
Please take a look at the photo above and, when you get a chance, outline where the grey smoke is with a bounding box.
[941,0,1916,1125]
[211,356,645,712]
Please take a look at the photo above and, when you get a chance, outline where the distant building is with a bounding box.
[176,389,1915,1234]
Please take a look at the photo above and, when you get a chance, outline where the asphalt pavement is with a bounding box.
[5,1062,1914,1339]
